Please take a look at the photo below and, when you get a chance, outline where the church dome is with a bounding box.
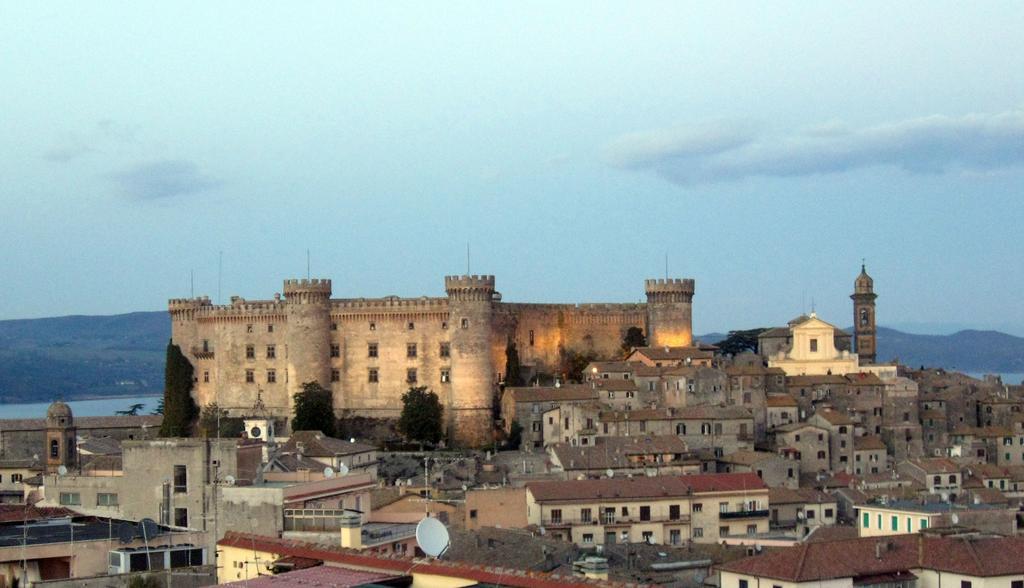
[854,264,873,294]
[46,400,73,425]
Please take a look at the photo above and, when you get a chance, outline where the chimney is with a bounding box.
[340,512,363,550]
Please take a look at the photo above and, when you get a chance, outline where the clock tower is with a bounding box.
[851,263,877,365]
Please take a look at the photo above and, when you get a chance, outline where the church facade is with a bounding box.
[168,274,696,446]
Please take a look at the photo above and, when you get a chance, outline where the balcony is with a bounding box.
[543,514,690,527]
[719,509,769,520]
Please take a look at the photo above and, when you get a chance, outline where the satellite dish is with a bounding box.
[951,513,959,525]
[57,465,68,476]
[461,484,468,492]
[606,468,614,478]
[224,475,236,486]
[118,523,136,544]
[323,467,335,479]
[415,517,451,558]
[337,463,349,476]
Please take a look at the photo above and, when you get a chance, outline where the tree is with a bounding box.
[116,403,145,416]
[198,403,245,438]
[621,326,647,355]
[398,386,444,446]
[559,348,599,383]
[507,420,523,450]
[160,341,198,437]
[504,339,525,387]
[292,381,336,436]
[714,328,768,356]
[151,398,164,416]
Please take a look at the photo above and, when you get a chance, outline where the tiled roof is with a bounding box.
[854,436,887,451]
[630,346,715,361]
[724,365,786,377]
[528,473,765,503]
[765,395,799,407]
[77,436,123,455]
[787,375,848,386]
[768,487,834,505]
[82,454,123,472]
[280,431,377,457]
[505,386,599,403]
[903,457,960,474]
[0,505,74,524]
[585,361,637,373]
[551,435,693,471]
[0,415,161,432]
[844,372,884,386]
[718,450,783,466]
[598,405,752,423]
[217,532,634,588]
[590,379,639,392]
[219,565,397,587]
[718,534,1024,581]
[814,409,854,426]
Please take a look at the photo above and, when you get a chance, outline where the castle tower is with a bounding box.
[645,278,695,348]
[45,401,77,474]
[445,275,497,447]
[851,264,877,364]
[284,279,333,425]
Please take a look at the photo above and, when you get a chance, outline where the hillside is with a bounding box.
[1,312,1023,404]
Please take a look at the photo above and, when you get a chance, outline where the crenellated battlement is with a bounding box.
[168,296,212,311]
[645,278,695,303]
[283,278,332,303]
[331,296,449,311]
[445,275,496,302]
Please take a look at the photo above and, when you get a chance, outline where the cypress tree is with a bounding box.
[160,340,198,437]
[292,381,336,436]
[504,339,525,387]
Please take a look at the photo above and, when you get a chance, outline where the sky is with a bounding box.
[1,2,1023,336]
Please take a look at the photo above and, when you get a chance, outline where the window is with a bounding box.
[470,509,478,519]
[580,508,592,523]
[203,371,209,383]
[948,474,956,483]
[863,512,870,528]
[891,515,898,531]
[933,475,941,485]
[369,321,376,331]
[1009,581,1020,588]
[246,324,254,333]
[202,339,210,352]
[693,527,703,538]
[330,322,337,331]
[407,321,415,330]
[532,421,541,432]
[582,533,594,544]
[825,508,834,518]
[639,506,651,521]
[439,342,450,358]
[11,474,22,483]
[669,504,680,520]
[406,369,417,384]
[641,531,654,543]
[331,369,340,382]
[669,529,681,545]
[97,493,118,506]
[59,492,80,505]
[692,503,703,513]
[245,369,254,383]
[817,450,826,459]
[245,345,255,359]
[621,506,629,516]
[810,338,818,352]
[368,369,379,383]
[806,510,815,519]
[746,524,757,535]
[267,369,276,383]
[719,526,729,537]
[461,318,469,329]
[549,509,562,524]
[330,344,340,358]
[407,343,417,358]
[440,369,450,383]
[719,502,729,514]
[173,465,187,492]
[50,439,59,458]
[266,345,276,359]
[676,424,686,435]
[961,582,972,588]
[739,580,749,588]
[366,343,378,358]
[174,507,188,527]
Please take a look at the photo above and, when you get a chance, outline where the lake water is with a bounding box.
[0,395,162,419]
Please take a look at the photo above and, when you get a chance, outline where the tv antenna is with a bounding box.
[416,517,451,558]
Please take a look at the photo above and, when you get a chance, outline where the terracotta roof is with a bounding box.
[505,386,598,403]
[951,426,1016,438]
[0,505,74,524]
[590,379,639,392]
[217,532,633,588]
[550,435,693,471]
[787,375,848,386]
[718,534,1024,581]
[903,458,960,474]
[920,409,947,420]
[81,454,123,472]
[765,395,799,407]
[814,409,854,426]
[220,565,396,587]
[768,487,835,505]
[598,405,752,423]
[724,365,786,377]
[585,361,637,373]
[718,450,784,466]
[844,372,885,386]
[0,415,161,432]
[280,431,377,457]
[528,473,765,503]
[854,436,887,451]
[630,346,715,361]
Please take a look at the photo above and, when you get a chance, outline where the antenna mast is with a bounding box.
[466,243,471,274]
[217,251,223,304]
[306,249,310,279]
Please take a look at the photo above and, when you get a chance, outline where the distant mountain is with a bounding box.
[0,311,168,403]
[1,312,1022,404]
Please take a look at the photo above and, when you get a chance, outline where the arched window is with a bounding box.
[860,308,869,327]
[50,439,59,458]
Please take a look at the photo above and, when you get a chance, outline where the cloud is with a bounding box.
[603,110,1024,185]
[111,160,221,200]
[43,120,142,163]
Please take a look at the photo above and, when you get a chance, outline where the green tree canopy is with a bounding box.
[160,341,198,437]
[504,339,525,387]
[621,326,647,355]
[715,328,768,356]
[559,348,599,383]
[197,403,245,438]
[507,420,524,450]
[116,403,145,416]
[398,386,444,446]
[292,381,336,436]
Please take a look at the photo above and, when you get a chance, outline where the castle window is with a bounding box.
[440,369,450,383]
[810,338,818,352]
[247,324,253,333]
[461,318,469,329]
[369,322,376,331]
[268,324,274,333]
[529,330,534,346]
[246,345,255,359]
[368,369,379,383]
[330,344,340,358]
[407,343,417,358]
[202,340,209,353]
[266,345,276,359]
[330,323,337,331]
[441,321,448,330]
[245,370,255,383]
[203,371,209,383]
[439,342,450,358]
[368,343,378,358]
[406,369,418,384]
[267,370,276,384]
[50,439,59,458]
[331,369,340,382]
[408,321,415,330]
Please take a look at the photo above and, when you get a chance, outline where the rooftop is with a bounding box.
[528,473,766,503]
[220,565,399,587]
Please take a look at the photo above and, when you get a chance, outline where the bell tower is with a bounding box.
[850,263,877,365]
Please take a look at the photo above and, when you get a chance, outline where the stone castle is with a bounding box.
[168,275,695,446]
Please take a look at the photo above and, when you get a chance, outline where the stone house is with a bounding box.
[717,450,800,489]
[896,458,962,500]
[767,487,838,537]
[501,385,598,448]
[774,423,830,474]
[852,435,889,475]
[598,405,755,457]
[808,408,855,473]
[765,394,799,430]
